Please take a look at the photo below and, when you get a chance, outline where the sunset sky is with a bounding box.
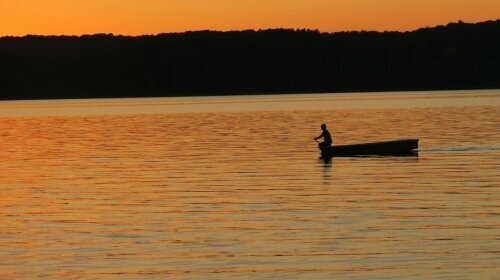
[1,0,499,36]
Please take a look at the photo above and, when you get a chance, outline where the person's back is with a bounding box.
[323,128,332,146]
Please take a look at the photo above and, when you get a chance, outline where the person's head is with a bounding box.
[321,124,327,130]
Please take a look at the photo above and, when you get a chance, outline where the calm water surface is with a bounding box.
[0,90,499,279]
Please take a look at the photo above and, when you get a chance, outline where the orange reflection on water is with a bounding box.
[0,91,499,278]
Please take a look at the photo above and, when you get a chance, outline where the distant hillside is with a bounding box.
[0,20,499,100]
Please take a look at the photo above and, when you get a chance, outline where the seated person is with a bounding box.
[314,123,332,148]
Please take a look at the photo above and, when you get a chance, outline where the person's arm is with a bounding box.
[314,132,324,140]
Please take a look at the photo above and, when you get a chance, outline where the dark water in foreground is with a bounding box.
[0,90,499,279]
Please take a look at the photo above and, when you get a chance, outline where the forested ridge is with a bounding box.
[0,20,499,100]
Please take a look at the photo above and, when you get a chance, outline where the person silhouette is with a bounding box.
[314,123,332,149]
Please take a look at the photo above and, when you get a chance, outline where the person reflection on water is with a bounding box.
[314,124,333,149]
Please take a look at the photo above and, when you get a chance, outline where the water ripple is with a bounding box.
[0,92,499,279]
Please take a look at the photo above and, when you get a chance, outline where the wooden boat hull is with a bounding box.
[320,139,419,157]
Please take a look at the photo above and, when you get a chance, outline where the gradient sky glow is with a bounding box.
[1,0,499,36]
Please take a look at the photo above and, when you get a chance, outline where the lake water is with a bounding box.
[0,90,499,279]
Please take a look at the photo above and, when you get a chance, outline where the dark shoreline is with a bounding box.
[1,20,499,101]
[1,88,498,103]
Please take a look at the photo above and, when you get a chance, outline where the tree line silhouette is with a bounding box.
[0,20,499,100]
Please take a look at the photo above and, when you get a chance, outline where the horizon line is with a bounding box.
[1,19,498,38]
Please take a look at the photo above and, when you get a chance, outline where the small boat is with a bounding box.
[319,139,419,157]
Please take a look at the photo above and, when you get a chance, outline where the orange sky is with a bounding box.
[1,0,499,36]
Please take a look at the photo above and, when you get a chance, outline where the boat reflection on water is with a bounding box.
[321,151,420,161]
[318,150,419,187]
